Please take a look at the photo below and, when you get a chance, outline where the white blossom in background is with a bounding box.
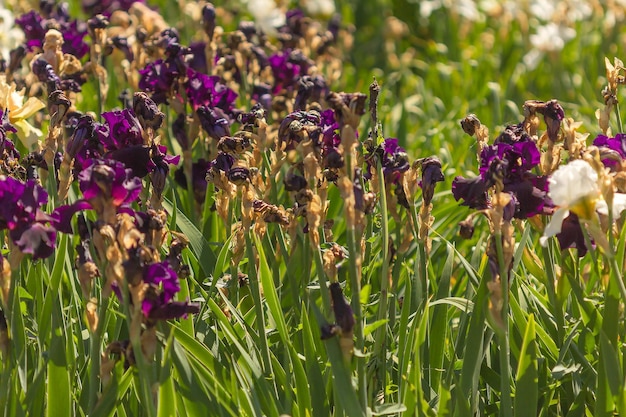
[302,0,335,18]
[245,0,285,36]
[523,22,576,70]
[420,0,482,21]
[479,0,520,17]
[0,6,24,62]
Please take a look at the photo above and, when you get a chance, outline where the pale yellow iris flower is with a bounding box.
[0,76,45,151]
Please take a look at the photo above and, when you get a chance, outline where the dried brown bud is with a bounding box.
[460,114,481,136]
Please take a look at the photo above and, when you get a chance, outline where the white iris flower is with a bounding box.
[541,159,626,247]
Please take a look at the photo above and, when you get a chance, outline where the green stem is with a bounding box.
[88,297,111,412]
[373,161,390,399]
[540,244,564,345]
[494,234,512,417]
[0,268,19,414]
[345,225,367,411]
[607,209,626,304]
[615,102,624,133]
[312,245,332,316]
[343,150,367,412]
[245,234,273,377]
[408,201,426,308]
[121,285,156,417]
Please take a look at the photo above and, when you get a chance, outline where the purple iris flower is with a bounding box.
[185,68,238,112]
[52,159,143,230]
[0,176,56,260]
[197,106,232,141]
[70,110,179,178]
[319,109,343,169]
[174,159,211,203]
[138,59,180,105]
[269,50,305,93]
[82,0,145,16]
[555,213,589,256]
[188,42,208,74]
[380,138,409,184]
[15,11,47,52]
[0,110,16,134]
[99,109,144,149]
[141,262,200,320]
[78,159,142,207]
[593,133,626,168]
[0,131,19,165]
[479,141,540,180]
[453,123,550,219]
[16,10,89,58]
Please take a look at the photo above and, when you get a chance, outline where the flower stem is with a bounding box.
[615,102,624,133]
[345,224,367,411]
[607,210,626,304]
[245,234,273,378]
[373,161,390,399]
[494,234,512,417]
[121,285,156,417]
[88,297,110,413]
[313,245,332,316]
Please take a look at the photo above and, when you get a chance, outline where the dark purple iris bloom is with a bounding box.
[78,109,179,179]
[174,159,211,203]
[0,110,16,134]
[197,106,231,140]
[61,20,89,58]
[452,176,489,209]
[139,59,180,104]
[453,122,550,219]
[188,42,208,74]
[320,109,342,169]
[252,83,273,109]
[0,111,19,166]
[70,116,106,173]
[0,134,19,162]
[380,138,409,184]
[593,133,626,168]
[0,176,56,260]
[185,68,238,112]
[15,11,46,52]
[142,262,200,320]
[479,141,540,180]
[78,159,142,207]
[504,174,551,218]
[16,10,89,58]
[99,109,144,149]
[294,75,328,110]
[269,50,304,93]
[211,152,235,173]
[142,262,179,314]
[82,0,144,16]
[556,213,589,256]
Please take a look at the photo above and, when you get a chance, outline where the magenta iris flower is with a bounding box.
[0,176,56,260]
[593,133,626,168]
[185,68,238,112]
[78,159,142,207]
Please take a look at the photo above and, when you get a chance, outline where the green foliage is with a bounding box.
[4,0,626,416]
